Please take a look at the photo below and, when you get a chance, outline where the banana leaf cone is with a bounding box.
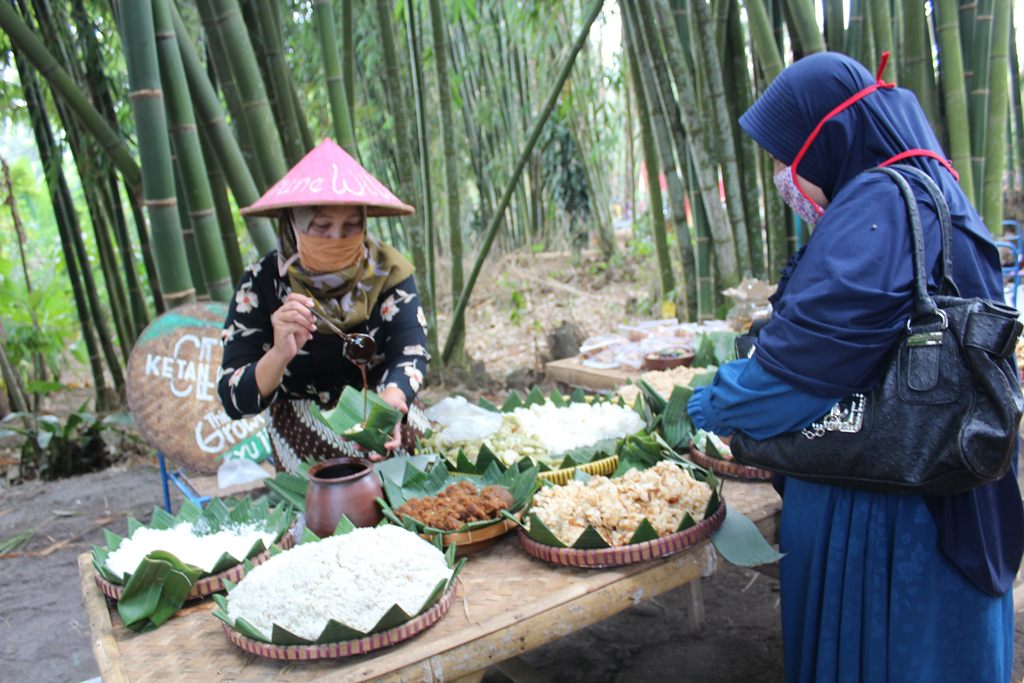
[91,497,293,631]
[310,385,403,455]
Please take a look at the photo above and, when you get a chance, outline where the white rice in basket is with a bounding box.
[508,402,645,456]
[105,522,277,578]
[226,525,451,639]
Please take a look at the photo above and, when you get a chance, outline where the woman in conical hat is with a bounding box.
[218,139,429,474]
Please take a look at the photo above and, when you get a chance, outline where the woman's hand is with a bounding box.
[379,386,409,456]
[271,294,317,361]
[255,294,316,398]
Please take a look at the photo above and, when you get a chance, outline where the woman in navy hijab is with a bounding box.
[688,52,1021,681]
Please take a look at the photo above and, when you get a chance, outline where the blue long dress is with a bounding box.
[688,53,1021,683]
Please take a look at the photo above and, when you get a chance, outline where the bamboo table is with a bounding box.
[79,479,781,683]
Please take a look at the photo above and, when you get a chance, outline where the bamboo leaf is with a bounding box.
[570,525,611,549]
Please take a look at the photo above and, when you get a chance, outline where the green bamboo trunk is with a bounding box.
[935,0,977,203]
[175,157,209,300]
[313,0,357,156]
[960,0,977,93]
[742,0,783,83]
[194,0,267,193]
[625,0,682,309]
[207,0,287,186]
[1010,10,1024,190]
[155,0,233,302]
[89,187,134,362]
[782,0,825,54]
[106,171,150,336]
[632,0,696,317]
[846,0,866,59]
[441,0,605,365]
[407,0,436,307]
[428,0,466,366]
[200,130,245,282]
[374,0,439,366]
[726,0,766,279]
[288,70,315,153]
[252,0,305,166]
[824,0,844,50]
[343,0,356,134]
[120,0,196,307]
[968,0,995,201]
[169,1,275,254]
[869,0,894,81]
[125,185,166,314]
[903,0,940,128]
[981,0,1011,233]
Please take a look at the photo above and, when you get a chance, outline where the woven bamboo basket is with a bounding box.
[418,511,521,556]
[688,443,773,481]
[517,502,727,568]
[219,579,458,660]
[537,455,619,485]
[93,530,297,601]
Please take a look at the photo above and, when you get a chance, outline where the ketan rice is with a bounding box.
[226,525,451,639]
[529,461,713,546]
[105,522,277,578]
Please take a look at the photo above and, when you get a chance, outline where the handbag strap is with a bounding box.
[868,166,939,323]
[884,164,961,297]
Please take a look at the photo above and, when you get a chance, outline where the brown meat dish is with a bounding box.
[395,481,515,531]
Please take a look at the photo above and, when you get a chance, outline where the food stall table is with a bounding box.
[544,358,641,393]
[79,480,781,683]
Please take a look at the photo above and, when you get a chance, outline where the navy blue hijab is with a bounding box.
[739,52,1021,597]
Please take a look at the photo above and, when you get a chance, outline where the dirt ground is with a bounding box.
[1,250,1022,682]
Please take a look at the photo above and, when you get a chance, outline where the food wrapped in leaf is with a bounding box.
[310,386,403,455]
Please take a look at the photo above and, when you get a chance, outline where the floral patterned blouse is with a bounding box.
[218,252,429,419]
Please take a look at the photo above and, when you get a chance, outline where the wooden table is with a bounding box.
[544,358,641,393]
[79,480,781,683]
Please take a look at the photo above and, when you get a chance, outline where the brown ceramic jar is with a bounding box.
[304,458,384,537]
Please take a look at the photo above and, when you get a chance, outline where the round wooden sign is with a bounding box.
[126,302,271,473]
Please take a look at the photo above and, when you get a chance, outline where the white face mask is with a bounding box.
[773,166,823,226]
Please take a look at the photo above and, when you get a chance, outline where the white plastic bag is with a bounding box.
[423,396,503,446]
[217,457,268,489]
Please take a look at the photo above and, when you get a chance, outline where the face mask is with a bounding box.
[296,230,365,273]
[774,166,822,226]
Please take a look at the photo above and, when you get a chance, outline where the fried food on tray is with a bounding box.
[395,481,515,531]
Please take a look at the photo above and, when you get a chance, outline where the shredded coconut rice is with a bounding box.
[105,522,277,578]
[508,402,645,456]
[226,525,451,639]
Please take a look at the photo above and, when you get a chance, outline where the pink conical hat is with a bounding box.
[240,138,415,218]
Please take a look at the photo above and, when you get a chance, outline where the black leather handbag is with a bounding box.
[730,165,1023,496]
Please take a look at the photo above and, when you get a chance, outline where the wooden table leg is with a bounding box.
[495,656,552,683]
[686,579,705,634]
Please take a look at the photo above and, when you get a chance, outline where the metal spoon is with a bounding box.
[309,308,376,365]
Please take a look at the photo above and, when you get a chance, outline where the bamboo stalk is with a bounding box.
[199,130,244,282]
[374,0,439,366]
[869,0,894,81]
[342,0,356,134]
[174,158,209,299]
[742,0,783,84]
[934,0,976,203]
[781,0,825,54]
[824,0,843,50]
[170,0,275,254]
[120,0,196,307]
[313,0,356,156]
[124,183,166,314]
[629,0,691,317]
[288,70,315,153]
[903,0,939,128]
[194,0,267,193]
[441,0,604,365]
[106,171,150,336]
[0,0,143,198]
[981,0,1011,233]
[727,0,766,279]
[252,0,305,166]
[207,0,287,185]
[1010,9,1024,190]
[90,187,133,363]
[968,0,994,201]
[407,0,436,308]
[846,0,865,58]
[691,0,750,277]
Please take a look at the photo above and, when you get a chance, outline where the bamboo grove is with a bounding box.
[0,0,1023,412]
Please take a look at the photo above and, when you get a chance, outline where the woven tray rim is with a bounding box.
[537,454,619,485]
[688,443,773,480]
[93,530,297,601]
[517,502,727,568]
[219,579,458,659]
[417,509,521,546]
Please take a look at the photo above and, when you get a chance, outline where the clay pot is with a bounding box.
[304,458,384,537]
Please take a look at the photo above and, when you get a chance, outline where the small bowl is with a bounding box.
[643,352,696,371]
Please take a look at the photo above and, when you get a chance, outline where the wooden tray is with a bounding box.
[93,531,297,601]
[688,443,773,481]
[219,580,458,660]
[517,502,727,568]
[538,455,618,485]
